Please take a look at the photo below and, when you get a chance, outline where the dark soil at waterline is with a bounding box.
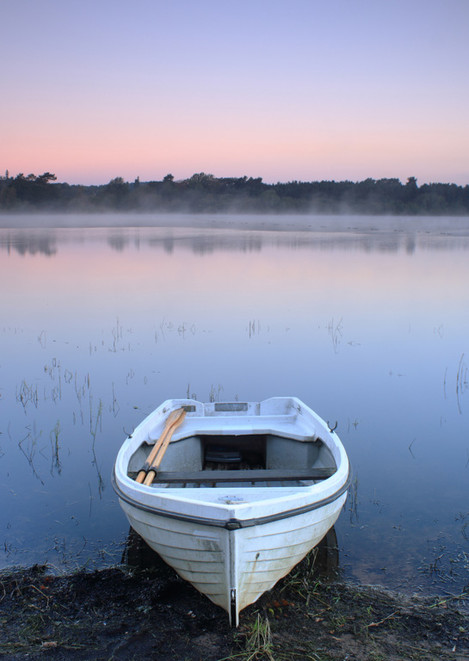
[0,554,468,660]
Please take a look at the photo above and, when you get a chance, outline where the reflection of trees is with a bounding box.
[190,235,262,254]
[405,235,416,254]
[162,237,174,254]
[0,232,57,256]
[108,234,126,252]
[105,229,409,254]
[109,231,264,254]
[3,226,469,259]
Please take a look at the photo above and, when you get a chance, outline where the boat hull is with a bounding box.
[113,397,350,625]
[119,490,346,625]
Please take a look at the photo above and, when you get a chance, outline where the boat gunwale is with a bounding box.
[113,397,350,527]
[112,466,351,530]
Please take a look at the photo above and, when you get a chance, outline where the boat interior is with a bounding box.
[128,432,337,487]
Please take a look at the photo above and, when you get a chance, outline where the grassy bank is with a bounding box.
[0,554,467,661]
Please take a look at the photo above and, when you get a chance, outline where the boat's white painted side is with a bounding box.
[234,496,346,612]
[120,491,346,624]
[120,501,232,615]
[113,397,350,625]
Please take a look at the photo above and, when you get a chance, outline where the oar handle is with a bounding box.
[136,423,172,484]
[143,437,171,486]
[136,408,186,484]
[143,468,157,486]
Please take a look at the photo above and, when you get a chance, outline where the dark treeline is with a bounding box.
[1,171,469,215]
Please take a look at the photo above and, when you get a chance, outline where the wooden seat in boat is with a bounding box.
[153,467,335,484]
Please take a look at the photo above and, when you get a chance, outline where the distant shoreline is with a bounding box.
[2,173,469,217]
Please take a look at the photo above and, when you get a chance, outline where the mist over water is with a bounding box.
[0,214,468,595]
[2,211,469,234]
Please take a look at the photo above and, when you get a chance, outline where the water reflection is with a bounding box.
[0,216,467,598]
[1,231,58,256]
[2,214,469,258]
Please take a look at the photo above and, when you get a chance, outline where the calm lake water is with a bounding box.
[0,214,468,598]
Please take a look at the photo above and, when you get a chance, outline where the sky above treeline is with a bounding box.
[1,0,468,186]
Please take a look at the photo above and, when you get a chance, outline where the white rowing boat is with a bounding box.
[112,397,350,625]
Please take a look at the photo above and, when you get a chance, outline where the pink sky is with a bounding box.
[1,0,468,186]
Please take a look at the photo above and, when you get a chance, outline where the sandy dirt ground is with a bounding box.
[0,555,467,661]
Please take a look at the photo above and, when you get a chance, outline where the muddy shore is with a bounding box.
[1,547,467,661]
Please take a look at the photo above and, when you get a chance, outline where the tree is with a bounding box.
[37,172,57,184]
[108,177,125,186]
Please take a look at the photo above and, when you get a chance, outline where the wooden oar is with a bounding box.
[143,408,186,486]
[136,408,186,484]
